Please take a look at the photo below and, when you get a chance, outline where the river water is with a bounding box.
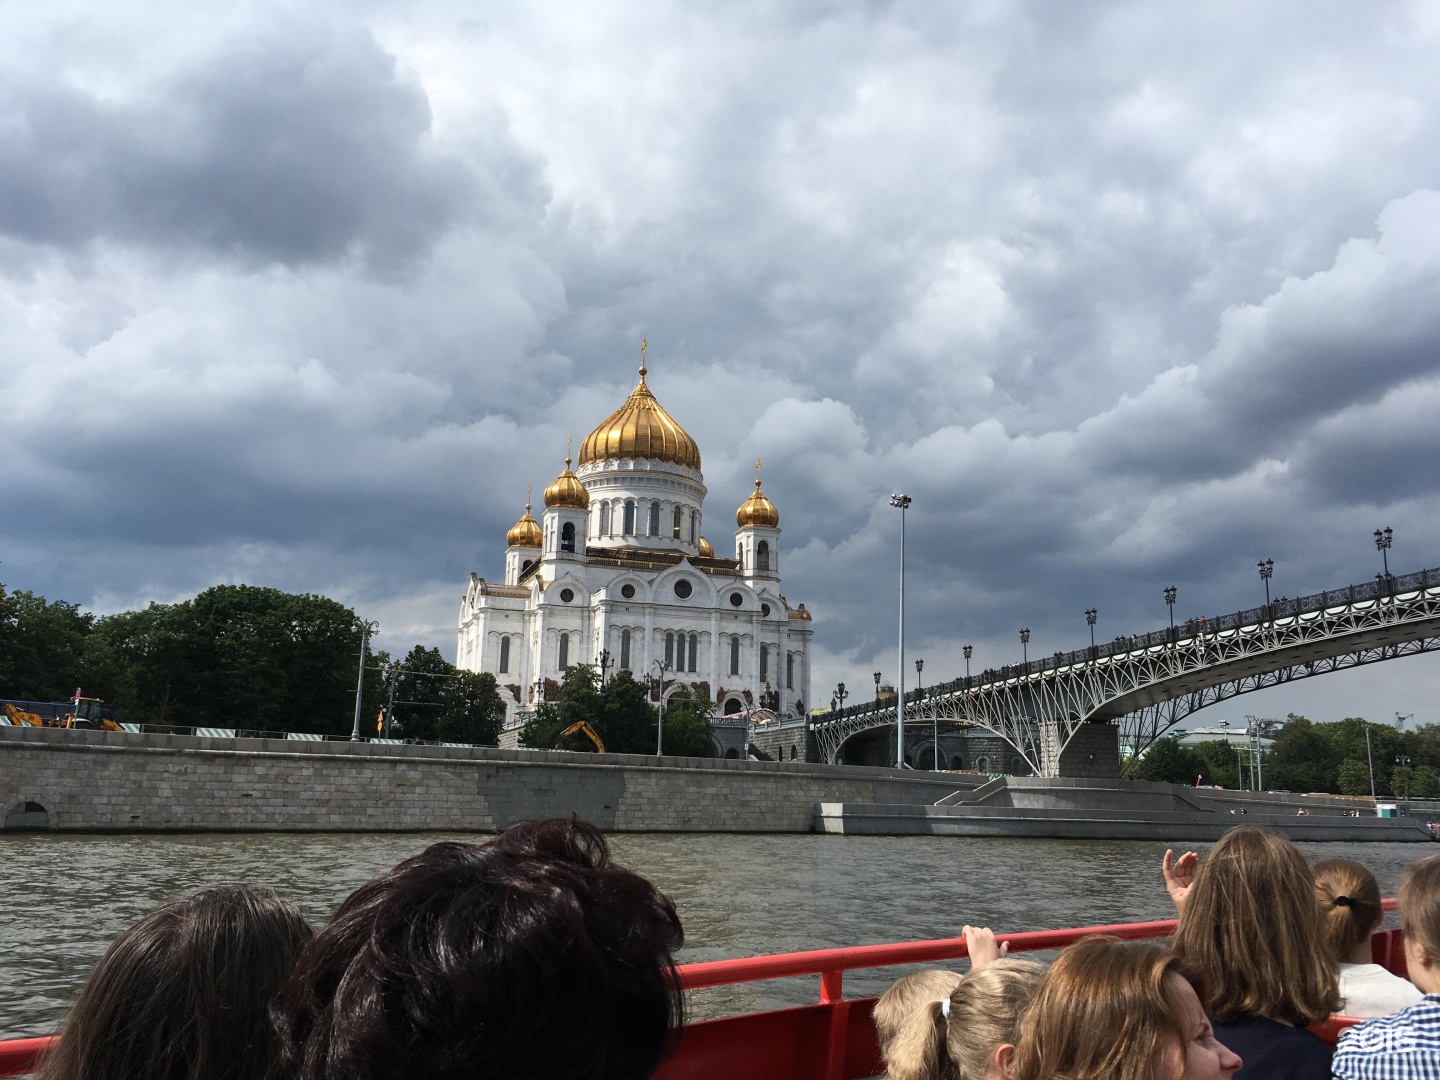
[0,832,1425,1037]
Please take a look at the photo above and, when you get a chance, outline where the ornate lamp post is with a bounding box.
[1164,586,1177,639]
[351,620,379,741]
[598,648,613,688]
[835,681,848,711]
[890,493,912,770]
[1375,527,1393,585]
[1396,754,1414,799]
[1019,628,1030,666]
[1085,609,1097,652]
[963,644,972,682]
[652,659,672,755]
[1257,559,1274,613]
[917,658,937,772]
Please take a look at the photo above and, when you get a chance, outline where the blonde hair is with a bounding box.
[1170,826,1340,1025]
[874,969,963,1058]
[1400,854,1440,961]
[1010,938,1191,1080]
[1313,859,1383,960]
[885,959,1042,1080]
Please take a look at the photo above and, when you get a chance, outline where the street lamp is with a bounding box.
[1396,755,1414,799]
[598,648,613,688]
[1375,527,1393,584]
[917,658,936,772]
[873,671,882,697]
[652,659,672,755]
[1019,628,1030,666]
[963,644,972,682]
[835,681,848,711]
[1257,560,1274,611]
[890,492,912,770]
[1164,586,1177,639]
[1085,609,1097,651]
[350,620,379,741]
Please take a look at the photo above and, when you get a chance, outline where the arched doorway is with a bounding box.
[723,698,743,715]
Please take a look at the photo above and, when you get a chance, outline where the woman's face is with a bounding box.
[1156,975,1243,1080]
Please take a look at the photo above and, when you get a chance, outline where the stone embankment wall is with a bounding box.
[0,726,974,834]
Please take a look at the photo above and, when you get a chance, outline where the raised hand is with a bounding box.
[963,924,1009,970]
[1162,848,1199,915]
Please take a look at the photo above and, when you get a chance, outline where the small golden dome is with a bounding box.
[544,456,589,509]
[698,536,714,558]
[736,459,779,528]
[507,501,542,547]
[577,346,702,472]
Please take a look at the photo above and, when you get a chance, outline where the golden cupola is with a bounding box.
[577,346,702,472]
[736,460,779,528]
[506,499,542,547]
[697,536,715,558]
[543,456,589,509]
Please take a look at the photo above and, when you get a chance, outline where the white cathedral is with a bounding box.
[457,349,814,740]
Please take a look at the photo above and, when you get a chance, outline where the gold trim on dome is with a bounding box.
[576,342,702,471]
[506,490,542,548]
[543,450,590,509]
[736,458,779,528]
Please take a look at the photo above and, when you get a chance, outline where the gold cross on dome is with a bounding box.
[755,458,763,486]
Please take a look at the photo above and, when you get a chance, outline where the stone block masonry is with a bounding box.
[0,726,975,834]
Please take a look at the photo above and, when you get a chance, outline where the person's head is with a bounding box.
[1169,826,1339,1024]
[38,887,312,1080]
[873,969,963,1058]
[885,959,1042,1080]
[1010,938,1240,1080]
[274,817,684,1080]
[1313,858,1383,962]
[1399,854,1440,994]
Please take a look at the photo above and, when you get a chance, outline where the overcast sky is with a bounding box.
[3,1,1439,729]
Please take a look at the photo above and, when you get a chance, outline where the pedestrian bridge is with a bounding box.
[811,565,1440,776]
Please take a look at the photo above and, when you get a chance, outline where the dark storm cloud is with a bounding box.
[2,0,1440,719]
[0,19,522,268]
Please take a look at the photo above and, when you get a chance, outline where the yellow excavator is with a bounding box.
[556,720,605,753]
[1,697,121,731]
[2,703,45,727]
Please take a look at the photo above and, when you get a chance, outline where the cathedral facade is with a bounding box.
[457,353,814,740]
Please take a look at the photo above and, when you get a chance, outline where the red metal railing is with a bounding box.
[0,901,1403,1080]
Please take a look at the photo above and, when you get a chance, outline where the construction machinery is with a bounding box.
[2,703,45,727]
[0,696,122,731]
[556,720,605,753]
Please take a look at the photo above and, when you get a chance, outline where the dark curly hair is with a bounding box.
[273,818,685,1080]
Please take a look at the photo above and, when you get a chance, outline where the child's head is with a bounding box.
[1399,853,1440,992]
[1313,858,1383,961]
[1170,825,1339,1025]
[885,958,1042,1080]
[39,887,313,1080]
[873,969,963,1057]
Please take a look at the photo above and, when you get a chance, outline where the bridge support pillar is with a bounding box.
[1040,720,1122,779]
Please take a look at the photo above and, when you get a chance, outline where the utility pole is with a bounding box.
[890,493,911,769]
[1365,720,1377,804]
[351,621,376,741]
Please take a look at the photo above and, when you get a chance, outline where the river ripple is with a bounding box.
[0,832,1424,1037]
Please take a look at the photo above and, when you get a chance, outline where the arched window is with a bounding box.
[648,500,660,536]
[665,632,675,668]
[600,503,611,535]
[689,510,697,542]
[558,633,570,670]
[757,540,770,573]
[789,745,797,761]
[687,633,698,673]
[620,628,631,671]
[623,499,636,534]
[499,636,510,674]
[672,505,682,538]
[760,644,768,682]
[729,636,740,675]
[786,652,794,689]
[560,522,576,553]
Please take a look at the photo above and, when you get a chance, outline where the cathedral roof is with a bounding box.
[736,461,779,528]
[543,457,589,509]
[506,501,542,547]
[577,346,701,472]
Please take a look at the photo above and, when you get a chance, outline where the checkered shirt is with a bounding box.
[1333,995,1440,1080]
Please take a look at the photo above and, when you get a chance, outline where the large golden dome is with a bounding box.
[697,535,715,558]
[506,500,542,547]
[543,457,589,509]
[577,351,701,472]
[736,463,779,528]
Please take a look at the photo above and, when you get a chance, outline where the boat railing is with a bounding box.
[0,902,1403,1080]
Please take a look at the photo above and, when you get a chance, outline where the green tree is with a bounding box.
[597,670,659,754]
[661,684,716,757]
[1131,737,1201,784]
[0,584,96,701]
[1189,740,1240,789]
[391,645,449,741]
[438,670,504,746]
[520,666,606,751]
[1337,759,1373,796]
[1264,715,1340,794]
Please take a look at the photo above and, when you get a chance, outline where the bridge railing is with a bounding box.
[817,566,1439,726]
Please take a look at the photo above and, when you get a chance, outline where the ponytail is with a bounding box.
[885,998,954,1080]
[1313,859,1382,961]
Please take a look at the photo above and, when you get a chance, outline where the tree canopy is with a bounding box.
[519,666,715,757]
